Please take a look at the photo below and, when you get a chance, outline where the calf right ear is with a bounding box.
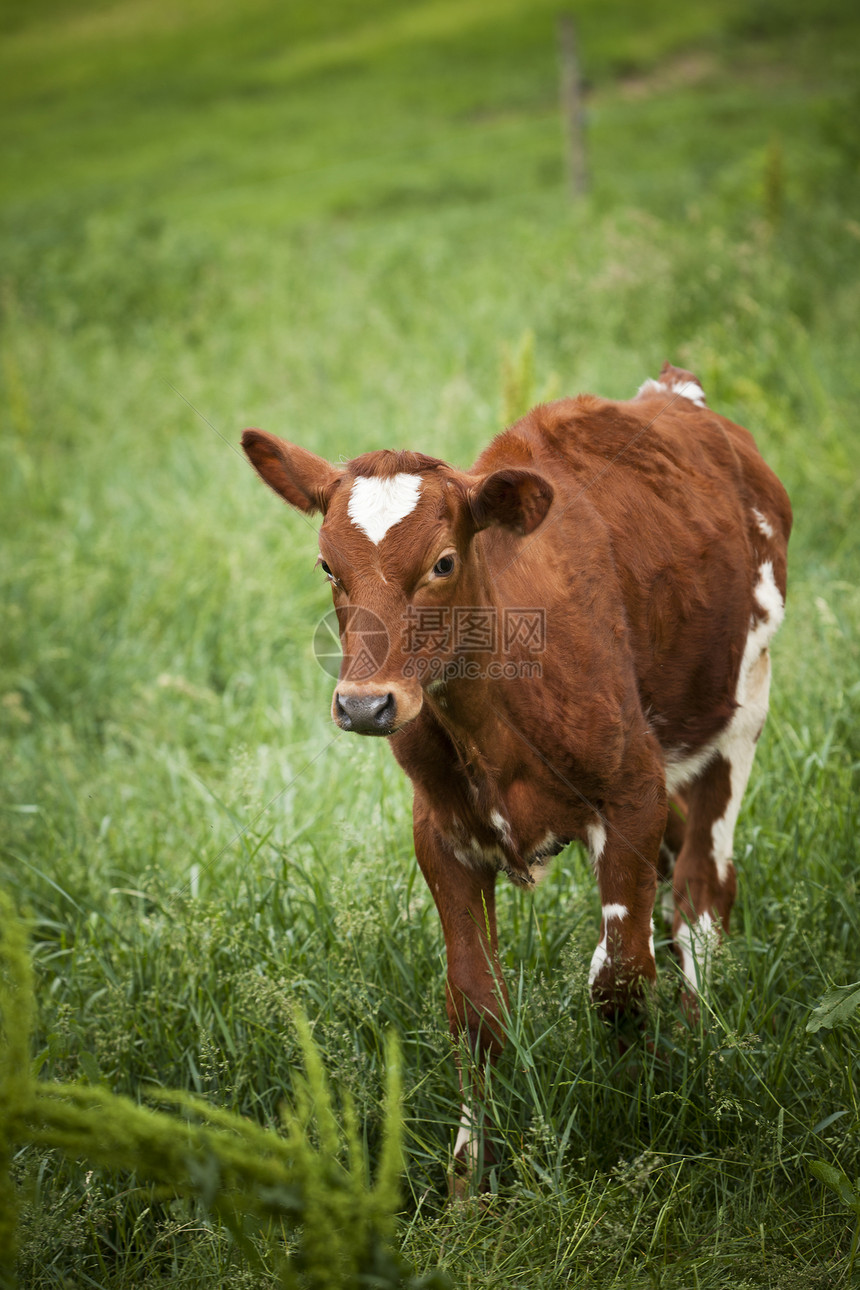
[241,429,343,515]
[468,468,554,536]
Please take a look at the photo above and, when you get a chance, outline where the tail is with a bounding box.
[636,361,706,408]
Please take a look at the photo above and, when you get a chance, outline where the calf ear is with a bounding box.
[241,429,343,515]
[468,468,554,536]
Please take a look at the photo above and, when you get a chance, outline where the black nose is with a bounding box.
[335,691,397,735]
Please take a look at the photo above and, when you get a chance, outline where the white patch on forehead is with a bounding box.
[347,473,422,544]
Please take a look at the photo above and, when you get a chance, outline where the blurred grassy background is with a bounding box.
[2,0,859,1285]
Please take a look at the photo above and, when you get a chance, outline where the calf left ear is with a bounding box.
[468,469,554,536]
[242,429,343,515]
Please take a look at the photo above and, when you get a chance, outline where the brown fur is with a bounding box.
[241,365,792,1178]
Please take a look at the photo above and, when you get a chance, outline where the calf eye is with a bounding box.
[319,560,339,585]
[433,554,455,578]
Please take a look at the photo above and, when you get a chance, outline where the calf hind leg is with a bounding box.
[672,647,773,992]
[671,745,754,992]
[670,563,781,991]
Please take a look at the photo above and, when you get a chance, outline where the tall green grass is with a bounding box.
[2,0,859,1284]
[1,894,436,1290]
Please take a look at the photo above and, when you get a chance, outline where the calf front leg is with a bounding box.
[587,778,664,1016]
[413,803,507,1186]
[413,808,507,1059]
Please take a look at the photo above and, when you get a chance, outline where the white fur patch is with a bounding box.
[532,830,560,857]
[664,562,784,863]
[347,474,422,544]
[751,560,785,631]
[453,1103,479,1171]
[490,810,512,847]
[602,903,628,922]
[586,821,607,867]
[588,936,609,987]
[752,507,775,540]
[706,561,782,880]
[451,836,506,872]
[676,910,718,991]
[636,377,706,408]
[447,810,511,875]
[669,379,706,407]
[665,744,718,795]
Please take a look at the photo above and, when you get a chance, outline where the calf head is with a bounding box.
[241,430,553,736]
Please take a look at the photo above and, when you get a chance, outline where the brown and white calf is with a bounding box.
[242,363,791,1171]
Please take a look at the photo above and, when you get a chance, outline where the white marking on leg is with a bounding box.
[588,935,609,987]
[676,911,717,991]
[709,562,783,879]
[347,474,422,544]
[665,562,785,878]
[453,1103,479,1171]
[602,903,628,922]
[751,507,774,539]
[586,821,607,868]
[648,919,655,962]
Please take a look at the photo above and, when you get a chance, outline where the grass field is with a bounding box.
[2,0,860,1284]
